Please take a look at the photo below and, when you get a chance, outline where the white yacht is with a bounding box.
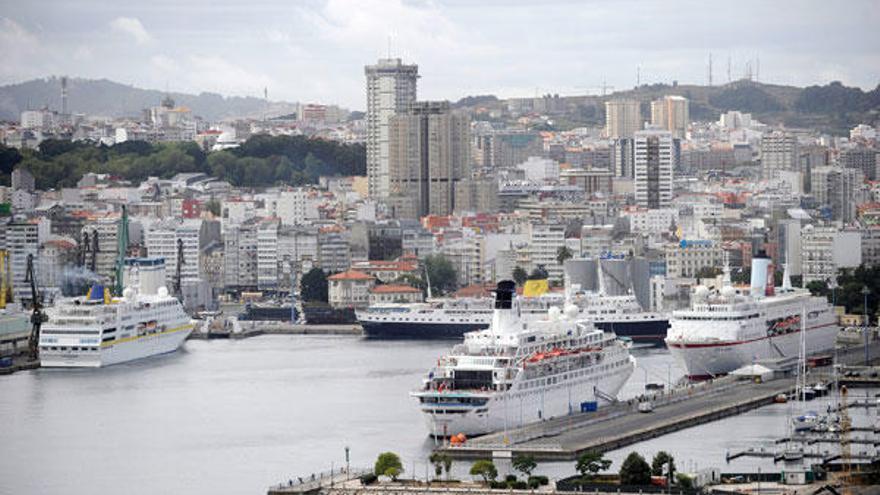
[412,280,636,437]
[39,258,193,368]
[666,254,838,379]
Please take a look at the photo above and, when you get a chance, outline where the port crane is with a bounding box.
[24,254,47,360]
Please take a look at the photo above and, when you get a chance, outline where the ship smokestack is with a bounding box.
[491,280,519,334]
[750,250,772,298]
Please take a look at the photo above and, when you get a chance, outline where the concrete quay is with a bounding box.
[439,341,880,461]
[189,323,363,340]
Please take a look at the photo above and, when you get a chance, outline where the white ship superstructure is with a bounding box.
[39,258,193,368]
[360,262,668,342]
[666,254,838,378]
[412,281,636,437]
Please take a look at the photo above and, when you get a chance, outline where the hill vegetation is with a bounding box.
[0,77,298,121]
[1,134,365,190]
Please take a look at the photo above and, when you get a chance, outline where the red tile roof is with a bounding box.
[327,270,375,281]
[370,284,421,294]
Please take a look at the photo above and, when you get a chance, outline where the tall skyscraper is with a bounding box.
[605,99,642,139]
[364,58,419,199]
[634,128,674,209]
[650,95,689,139]
[387,101,471,218]
[761,131,798,178]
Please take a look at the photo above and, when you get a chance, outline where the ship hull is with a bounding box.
[666,323,838,378]
[363,318,667,342]
[40,324,193,368]
[420,358,635,437]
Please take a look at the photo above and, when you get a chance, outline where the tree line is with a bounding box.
[0,134,365,190]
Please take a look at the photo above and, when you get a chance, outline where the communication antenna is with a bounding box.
[727,54,732,83]
[636,66,640,87]
[708,53,713,87]
[756,55,760,83]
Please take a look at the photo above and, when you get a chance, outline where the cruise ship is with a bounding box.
[412,280,636,437]
[358,263,668,343]
[665,253,838,379]
[39,258,193,368]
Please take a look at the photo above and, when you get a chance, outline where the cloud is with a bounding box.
[110,17,153,45]
[187,55,274,96]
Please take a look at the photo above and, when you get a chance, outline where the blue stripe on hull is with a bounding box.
[361,319,668,343]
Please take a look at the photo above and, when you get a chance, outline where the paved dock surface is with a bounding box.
[440,340,880,460]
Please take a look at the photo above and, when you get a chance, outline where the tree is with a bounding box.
[651,451,675,480]
[429,452,452,479]
[512,454,537,478]
[205,199,221,217]
[694,266,721,279]
[556,246,573,266]
[469,459,498,483]
[575,451,612,480]
[424,255,458,295]
[374,452,403,480]
[528,265,549,280]
[619,452,652,486]
[300,268,329,303]
[512,266,528,286]
[674,473,694,489]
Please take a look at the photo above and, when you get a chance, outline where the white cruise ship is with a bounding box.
[39,258,193,368]
[666,254,838,379]
[412,280,636,437]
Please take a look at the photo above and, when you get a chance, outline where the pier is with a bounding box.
[437,341,880,461]
[189,322,363,340]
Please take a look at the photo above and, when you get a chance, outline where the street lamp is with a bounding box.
[862,286,871,366]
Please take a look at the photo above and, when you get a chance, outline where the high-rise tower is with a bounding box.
[364,58,419,200]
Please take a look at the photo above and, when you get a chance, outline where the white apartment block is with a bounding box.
[81,218,120,282]
[528,223,567,282]
[626,208,678,235]
[365,58,418,199]
[144,219,202,288]
[8,219,50,298]
[224,221,258,289]
[257,220,280,290]
[439,231,487,287]
[277,189,318,226]
[761,132,798,178]
[801,225,862,284]
[665,240,723,278]
[634,128,674,209]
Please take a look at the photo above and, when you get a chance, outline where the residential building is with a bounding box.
[257,219,280,290]
[387,101,470,218]
[634,128,674,209]
[327,270,375,309]
[761,132,799,178]
[527,223,567,282]
[665,240,723,278]
[605,99,642,139]
[365,58,419,199]
[801,225,862,284]
[368,284,422,305]
[650,96,688,139]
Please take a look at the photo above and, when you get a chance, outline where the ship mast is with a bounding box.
[114,205,129,296]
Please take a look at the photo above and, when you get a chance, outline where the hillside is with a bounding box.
[459,80,880,135]
[0,77,300,122]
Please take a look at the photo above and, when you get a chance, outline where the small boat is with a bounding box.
[774,393,788,403]
[812,382,828,397]
[638,401,655,413]
[781,449,804,462]
[792,412,819,432]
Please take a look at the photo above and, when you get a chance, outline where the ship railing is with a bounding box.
[271,467,370,492]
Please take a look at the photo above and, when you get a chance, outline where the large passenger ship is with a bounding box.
[412,280,636,437]
[359,262,668,343]
[665,254,838,379]
[39,258,193,368]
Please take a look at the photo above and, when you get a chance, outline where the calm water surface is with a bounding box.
[0,336,875,494]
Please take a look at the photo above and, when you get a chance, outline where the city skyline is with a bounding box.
[0,0,878,109]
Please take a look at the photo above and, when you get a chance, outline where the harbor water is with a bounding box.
[0,335,874,494]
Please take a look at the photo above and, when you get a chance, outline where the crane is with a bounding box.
[24,254,47,360]
[114,205,129,296]
[90,229,99,273]
[0,249,8,309]
[174,237,184,298]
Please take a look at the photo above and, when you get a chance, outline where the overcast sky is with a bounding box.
[1,0,878,109]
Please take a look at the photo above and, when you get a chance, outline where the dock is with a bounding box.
[189,323,363,340]
[438,340,880,461]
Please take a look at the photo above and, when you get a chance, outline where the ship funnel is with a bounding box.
[494,280,516,309]
[750,250,772,297]
[491,280,519,334]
